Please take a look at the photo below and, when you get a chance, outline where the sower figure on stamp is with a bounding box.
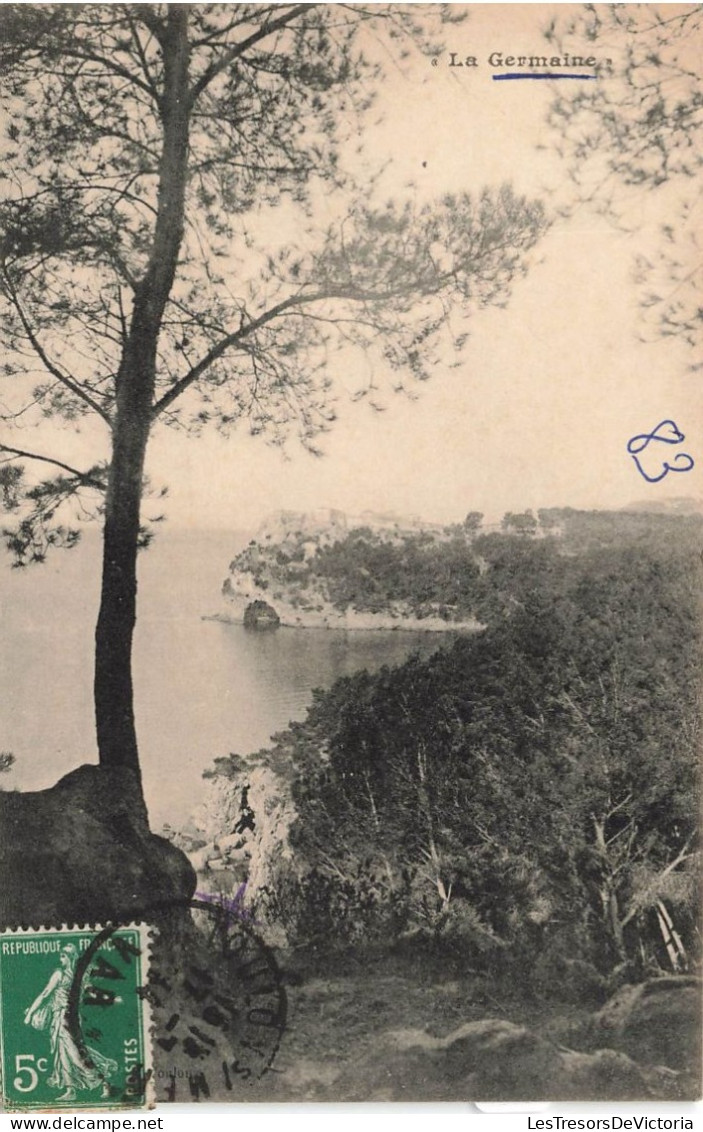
[23,945,117,1101]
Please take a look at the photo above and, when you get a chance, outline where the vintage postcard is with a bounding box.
[0,2,700,1109]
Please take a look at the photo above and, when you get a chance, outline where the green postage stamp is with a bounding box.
[0,925,152,1111]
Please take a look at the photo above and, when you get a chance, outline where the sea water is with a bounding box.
[0,529,446,828]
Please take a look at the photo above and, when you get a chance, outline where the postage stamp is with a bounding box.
[0,925,152,1112]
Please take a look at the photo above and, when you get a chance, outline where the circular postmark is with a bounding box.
[68,897,287,1103]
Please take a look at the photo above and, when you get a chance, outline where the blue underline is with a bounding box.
[493,72,597,80]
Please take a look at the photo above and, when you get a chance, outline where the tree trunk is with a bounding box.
[608,890,626,961]
[94,406,150,776]
[93,7,191,787]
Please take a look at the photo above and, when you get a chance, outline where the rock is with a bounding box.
[188,845,213,873]
[205,856,227,870]
[0,764,196,929]
[333,1018,652,1101]
[165,827,206,854]
[195,759,297,901]
[243,600,280,629]
[215,832,246,854]
[560,1047,653,1100]
[594,976,702,1074]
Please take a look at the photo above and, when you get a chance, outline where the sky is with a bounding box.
[10,4,703,532]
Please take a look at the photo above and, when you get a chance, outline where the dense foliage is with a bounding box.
[226,510,702,985]
[228,507,703,626]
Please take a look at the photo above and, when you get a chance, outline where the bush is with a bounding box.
[260,862,412,947]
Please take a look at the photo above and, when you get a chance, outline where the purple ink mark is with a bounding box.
[195,884,259,926]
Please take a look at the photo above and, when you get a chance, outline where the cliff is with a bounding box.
[188,751,299,946]
[217,509,484,632]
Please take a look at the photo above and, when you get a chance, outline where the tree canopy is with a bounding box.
[0,5,547,555]
[0,5,548,780]
[546,4,703,353]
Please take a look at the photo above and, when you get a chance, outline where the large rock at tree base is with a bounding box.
[0,764,196,929]
[332,1018,651,1101]
[593,976,702,1074]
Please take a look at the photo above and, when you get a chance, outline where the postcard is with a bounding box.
[0,3,700,1109]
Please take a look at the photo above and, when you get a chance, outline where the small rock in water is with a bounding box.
[243,600,280,629]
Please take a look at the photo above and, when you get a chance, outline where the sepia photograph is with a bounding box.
[0,2,701,1109]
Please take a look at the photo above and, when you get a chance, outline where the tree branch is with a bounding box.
[188,5,317,105]
[1,268,113,428]
[621,834,696,929]
[0,443,106,490]
[150,280,419,420]
[134,7,167,47]
[60,46,158,104]
[151,294,303,417]
[191,11,258,49]
[125,12,162,108]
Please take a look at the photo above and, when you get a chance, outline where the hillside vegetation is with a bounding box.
[221,506,703,630]
[207,508,702,987]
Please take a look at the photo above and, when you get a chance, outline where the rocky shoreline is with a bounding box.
[215,507,489,634]
[204,606,483,633]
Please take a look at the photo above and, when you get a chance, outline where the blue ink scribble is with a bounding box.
[627,419,695,483]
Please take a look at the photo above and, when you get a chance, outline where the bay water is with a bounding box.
[0,529,446,829]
